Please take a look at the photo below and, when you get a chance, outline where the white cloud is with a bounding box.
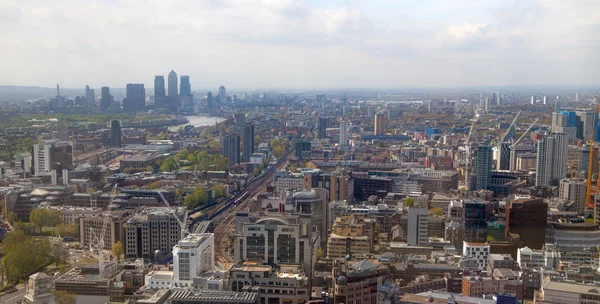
[445,23,490,39]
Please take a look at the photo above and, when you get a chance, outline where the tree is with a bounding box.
[149,181,162,189]
[184,188,209,209]
[112,241,124,261]
[253,167,260,175]
[56,222,78,237]
[210,184,227,198]
[272,146,283,158]
[144,166,154,172]
[30,208,62,228]
[317,248,324,259]
[429,208,444,216]
[404,198,415,208]
[187,154,197,164]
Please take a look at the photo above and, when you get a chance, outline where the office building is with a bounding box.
[32,140,74,176]
[180,75,191,96]
[168,70,178,105]
[463,199,493,243]
[243,123,255,162]
[80,211,128,250]
[578,144,598,177]
[295,140,311,159]
[303,169,354,203]
[218,85,226,103]
[233,213,315,275]
[339,121,348,145]
[332,259,390,304]
[100,86,112,111]
[508,197,547,249]
[407,208,428,246]
[85,85,95,107]
[207,91,213,109]
[559,178,586,215]
[124,83,145,112]
[318,117,329,139]
[172,233,214,282]
[110,120,122,147]
[123,207,185,261]
[474,144,493,190]
[367,105,375,117]
[154,75,166,108]
[328,215,374,259]
[223,134,240,166]
[551,110,577,140]
[462,242,490,270]
[496,142,511,170]
[374,114,385,136]
[535,133,568,187]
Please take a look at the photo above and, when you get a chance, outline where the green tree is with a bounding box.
[429,208,444,216]
[210,184,227,198]
[30,208,62,228]
[149,181,162,189]
[317,248,324,259]
[187,154,196,164]
[112,241,124,261]
[183,188,209,209]
[56,222,78,237]
[272,146,283,158]
[253,167,260,175]
[404,198,415,208]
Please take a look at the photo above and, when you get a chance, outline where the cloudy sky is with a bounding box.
[1,0,598,90]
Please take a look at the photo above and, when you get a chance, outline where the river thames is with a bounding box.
[168,115,226,131]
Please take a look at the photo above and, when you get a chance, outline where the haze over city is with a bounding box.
[2,0,599,89]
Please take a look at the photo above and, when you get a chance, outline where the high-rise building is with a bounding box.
[579,144,598,178]
[575,92,580,101]
[484,97,489,111]
[223,134,240,166]
[367,105,375,117]
[407,207,428,246]
[124,83,145,112]
[295,140,311,159]
[154,75,166,108]
[32,140,74,176]
[123,207,185,260]
[559,178,587,215]
[492,92,498,105]
[110,120,122,147]
[100,86,112,111]
[207,91,213,109]
[218,86,226,103]
[168,70,178,106]
[551,110,577,140]
[474,144,493,190]
[575,110,594,141]
[374,113,385,136]
[243,123,255,162]
[463,198,494,243]
[317,117,329,139]
[508,197,547,249]
[180,75,191,96]
[543,96,547,105]
[339,121,348,146]
[535,133,568,187]
[497,142,511,170]
[85,85,95,107]
[172,233,215,282]
[530,96,535,105]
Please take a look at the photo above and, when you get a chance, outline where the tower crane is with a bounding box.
[464,108,479,189]
[508,119,539,171]
[585,96,599,212]
[158,191,189,240]
[500,110,522,142]
[91,184,118,278]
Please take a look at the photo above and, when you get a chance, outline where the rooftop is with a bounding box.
[169,290,258,303]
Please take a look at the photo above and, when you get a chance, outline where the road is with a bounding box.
[213,151,291,268]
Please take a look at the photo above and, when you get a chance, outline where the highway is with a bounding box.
[212,150,292,268]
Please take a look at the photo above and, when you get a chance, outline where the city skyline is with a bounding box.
[1,0,599,89]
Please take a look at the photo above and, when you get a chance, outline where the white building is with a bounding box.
[146,233,222,290]
[275,176,304,194]
[542,280,600,304]
[339,121,348,146]
[517,246,546,269]
[559,178,587,215]
[407,208,428,246]
[462,242,490,270]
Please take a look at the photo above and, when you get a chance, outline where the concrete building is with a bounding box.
[542,280,600,304]
[317,117,329,139]
[339,121,348,145]
[32,140,74,176]
[559,178,587,215]
[407,208,428,246]
[223,134,241,167]
[233,213,316,276]
[123,207,185,261]
[374,114,385,136]
[327,214,374,259]
[536,133,569,187]
[80,210,129,250]
[517,246,546,269]
[332,259,390,304]
[243,123,255,162]
[474,144,493,190]
[462,242,490,270]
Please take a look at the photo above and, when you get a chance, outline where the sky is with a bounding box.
[0,0,599,90]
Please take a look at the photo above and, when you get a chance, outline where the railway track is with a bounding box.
[212,151,292,267]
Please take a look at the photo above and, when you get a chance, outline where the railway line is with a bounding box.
[212,150,292,268]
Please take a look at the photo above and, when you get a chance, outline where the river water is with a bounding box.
[168,115,226,131]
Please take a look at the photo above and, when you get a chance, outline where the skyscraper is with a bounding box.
[100,86,112,111]
[535,133,568,187]
[168,70,178,106]
[367,105,374,117]
[85,85,95,107]
[154,75,166,108]
[223,134,240,166]
[111,120,122,147]
[180,75,191,96]
[407,207,428,246]
[575,92,580,101]
[339,121,348,146]
[207,92,213,109]
[474,144,493,190]
[219,86,226,103]
[243,123,255,162]
[374,113,385,136]
[124,83,145,112]
[496,142,511,171]
[318,117,329,139]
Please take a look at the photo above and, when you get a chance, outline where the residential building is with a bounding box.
[318,117,329,139]
[559,178,587,215]
[474,144,493,190]
[374,114,385,136]
[223,134,241,166]
[536,133,569,186]
[243,123,255,162]
[339,121,348,145]
[462,242,490,270]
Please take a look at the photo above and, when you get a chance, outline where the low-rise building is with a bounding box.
[462,242,490,270]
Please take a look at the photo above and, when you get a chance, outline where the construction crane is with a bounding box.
[508,119,539,172]
[158,191,189,240]
[90,184,118,278]
[464,108,479,189]
[585,96,600,211]
[500,110,522,142]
